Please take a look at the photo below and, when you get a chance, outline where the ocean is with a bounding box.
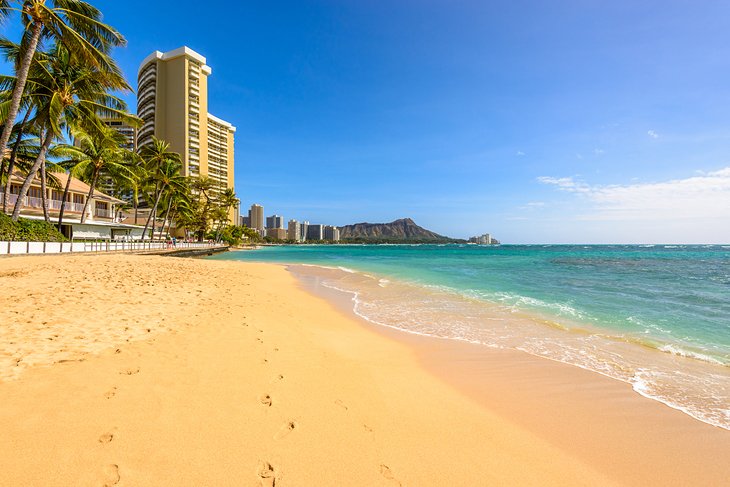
[209,244,730,429]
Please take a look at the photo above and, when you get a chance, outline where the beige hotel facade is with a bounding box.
[137,47,237,220]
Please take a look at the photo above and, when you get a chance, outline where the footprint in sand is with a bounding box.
[101,463,120,486]
[257,461,277,487]
[260,394,273,407]
[379,464,403,485]
[104,387,117,399]
[98,429,115,444]
[274,421,297,440]
[119,366,140,375]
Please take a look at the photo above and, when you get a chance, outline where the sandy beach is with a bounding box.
[1,254,728,486]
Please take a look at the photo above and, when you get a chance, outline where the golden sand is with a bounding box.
[0,254,727,486]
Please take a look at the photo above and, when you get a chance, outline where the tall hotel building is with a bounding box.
[248,204,265,235]
[137,47,236,219]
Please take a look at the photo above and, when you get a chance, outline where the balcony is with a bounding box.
[95,207,112,219]
[49,199,85,212]
[0,193,86,214]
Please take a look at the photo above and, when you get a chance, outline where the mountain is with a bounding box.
[338,218,460,243]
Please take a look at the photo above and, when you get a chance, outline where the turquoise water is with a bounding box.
[210,244,730,428]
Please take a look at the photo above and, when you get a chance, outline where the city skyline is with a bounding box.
[244,202,340,242]
[3,2,730,243]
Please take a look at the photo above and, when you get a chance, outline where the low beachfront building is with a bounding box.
[1,172,144,240]
[265,228,287,240]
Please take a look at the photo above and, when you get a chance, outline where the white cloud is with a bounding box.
[536,176,591,193]
[648,130,659,139]
[593,148,605,155]
[538,168,730,222]
[517,201,546,211]
[516,151,526,156]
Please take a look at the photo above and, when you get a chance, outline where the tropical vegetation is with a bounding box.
[0,211,65,240]
[0,1,242,242]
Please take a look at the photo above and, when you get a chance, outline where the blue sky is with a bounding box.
[4,1,730,243]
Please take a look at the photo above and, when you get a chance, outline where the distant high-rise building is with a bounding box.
[324,225,340,242]
[307,224,324,241]
[137,46,236,220]
[469,233,494,245]
[299,221,309,242]
[266,214,284,229]
[287,219,301,241]
[96,117,138,199]
[248,204,264,231]
[103,117,137,151]
[241,215,250,227]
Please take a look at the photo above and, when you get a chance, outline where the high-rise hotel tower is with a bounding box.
[137,47,236,218]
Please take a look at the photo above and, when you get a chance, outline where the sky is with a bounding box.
[3,0,730,243]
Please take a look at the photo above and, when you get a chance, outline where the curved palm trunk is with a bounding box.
[11,130,52,221]
[0,22,42,162]
[80,170,100,224]
[56,173,73,231]
[142,188,163,240]
[133,187,139,224]
[160,196,173,238]
[2,110,32,213]
[165,210,175,238]
[40,162,50,222]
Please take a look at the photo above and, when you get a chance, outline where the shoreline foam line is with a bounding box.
[285,262,730,431]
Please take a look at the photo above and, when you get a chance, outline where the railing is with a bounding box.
[0,192,19,206]
[0,239,223,256]
[2,193,85,213]
[27,196,43,208]
[95,208,112,218]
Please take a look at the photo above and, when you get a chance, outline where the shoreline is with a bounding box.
[293,266,730,485]
[1,254,728,485]
[274,260,730,430]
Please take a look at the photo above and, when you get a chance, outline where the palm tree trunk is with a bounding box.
[160,196,173,238]
[0,21,42,163]
[80,170,100,224]
[165,210,175,238]
[142,188,163,240]
[150,200,159,240]
[40,162,50,222]
[11,129,52,221]
[2,109,32,213]
[57,173,73,231]
[133,188,139,224]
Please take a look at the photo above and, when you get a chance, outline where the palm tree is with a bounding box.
[53,125,135,225]
[0,0,126,166]
[10,44,132,221]
[1,119,37,211]
[139,137,182,239]
[113,161,147,224]
[189,176,216,241]
[159,177,190,239]
[213,187,238,240]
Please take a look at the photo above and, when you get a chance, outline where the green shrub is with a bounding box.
[0,213,67,241]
